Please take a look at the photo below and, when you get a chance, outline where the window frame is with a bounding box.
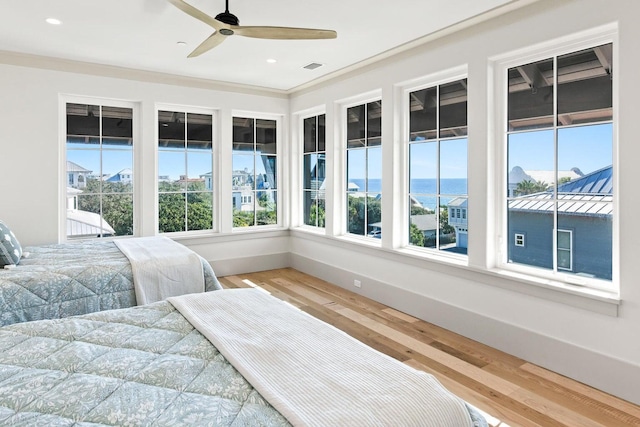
[231,113,281,230]
[301,112,327,230]
[493,26,619,292]
[343,98,383,239]
[399,68,469,259]
[156,105,217,235]
[61,96,139,242]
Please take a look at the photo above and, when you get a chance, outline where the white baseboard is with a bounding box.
[290,253,640,406]
[210,252,290,277]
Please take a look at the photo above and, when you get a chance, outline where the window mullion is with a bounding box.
[552,55,559,274]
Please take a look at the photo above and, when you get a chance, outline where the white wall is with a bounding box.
[289,0,640,405]
[0,0,639,406]
[0,59,290,269]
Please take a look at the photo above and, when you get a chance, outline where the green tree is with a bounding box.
[77,179,134,236]
[348,195,365,235]
[159,193,186,233]
[233,210,254,227]
[309,201,326,227]
[409,222,425,246]
[558,176,572,185]
[515,179,549,196]
[439,206,455,235]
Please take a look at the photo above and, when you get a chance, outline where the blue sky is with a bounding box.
[68,122,611,183]
[509,123,612,175]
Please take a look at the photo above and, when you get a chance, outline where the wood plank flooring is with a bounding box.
[219,268,640,427]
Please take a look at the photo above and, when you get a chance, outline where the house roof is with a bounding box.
[66,209,115,237]
[509,166,613,217]
[556,165,612,194]
[67,161,92,173]
[447,198,468,208]
[410,214,437,231]
[105,168,133,182]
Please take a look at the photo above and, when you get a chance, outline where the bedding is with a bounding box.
[0,289,488,426]
[0,239,221,327]
[115,236,205,305]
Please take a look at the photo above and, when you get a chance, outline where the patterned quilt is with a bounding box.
[0,301,291,426]
[0,241,221,326]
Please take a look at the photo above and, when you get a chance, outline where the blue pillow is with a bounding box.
[0,220,22,267]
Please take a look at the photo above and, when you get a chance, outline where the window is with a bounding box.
[514,233,525,247]
[66,102,134,239]
[557,229,573,271]
[303,114,326,228]
[505,43,613,282]
[408,79,468,254]
[346,101,381,237]
[232,117,278,227]
[158,110,214,233]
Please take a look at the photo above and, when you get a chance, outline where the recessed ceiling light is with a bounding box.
[176,41,187,46]
[46,18,62,25]
[266,58,277,64]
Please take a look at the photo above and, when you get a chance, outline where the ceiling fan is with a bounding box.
[168,0,337,57]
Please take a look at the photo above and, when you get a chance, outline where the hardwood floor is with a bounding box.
[219,268,640,427]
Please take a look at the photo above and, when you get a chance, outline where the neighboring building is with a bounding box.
[410,214,437,240]
[175,174,204,187]
[447,198,468,249]
[507,166,612,280]
[233,168,252,187]
[200,172,212,190]
[105,168,133,183]
[232,188,255,212]
[65,187,115,238]
[67,161,92,189]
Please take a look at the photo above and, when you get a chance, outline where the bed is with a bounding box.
[0,237,221,327]
[0,288,488,426]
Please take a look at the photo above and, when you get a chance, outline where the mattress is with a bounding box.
[0,240,221,326]
[0,290,488,426]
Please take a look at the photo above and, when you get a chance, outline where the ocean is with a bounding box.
[349,178,467,207]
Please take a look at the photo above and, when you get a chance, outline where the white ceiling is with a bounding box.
[0,0,533,92]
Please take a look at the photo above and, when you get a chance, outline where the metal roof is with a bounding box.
[556,166,612,194]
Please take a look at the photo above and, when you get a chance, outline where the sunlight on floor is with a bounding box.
[241,279,270,294]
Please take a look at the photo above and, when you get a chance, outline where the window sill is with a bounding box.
[475,267,620,315]
[169,227,289,245]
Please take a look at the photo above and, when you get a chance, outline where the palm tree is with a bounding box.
[515,179,549,196]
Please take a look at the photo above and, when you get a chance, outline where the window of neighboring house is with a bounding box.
[158,110,214,233]
[557,229,573,271]
[232,116,278,227]
[506,43,613,282]
[303,114,326,228]
[408,79,468,254]
[347,101,382,237]
[66,102,134,239]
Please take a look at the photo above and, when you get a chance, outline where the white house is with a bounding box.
[67,161,91,189]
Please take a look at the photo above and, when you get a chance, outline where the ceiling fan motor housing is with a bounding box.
[215,11,239,26]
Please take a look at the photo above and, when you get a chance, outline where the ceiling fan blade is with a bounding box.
[168,0,223,30]
[188,32,227,58]
[233,26,337,40]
